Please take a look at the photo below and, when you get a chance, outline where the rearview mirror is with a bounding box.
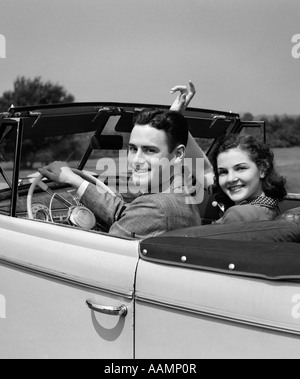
[91,135,123,150]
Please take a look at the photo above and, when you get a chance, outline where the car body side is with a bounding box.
[0,103,300,359]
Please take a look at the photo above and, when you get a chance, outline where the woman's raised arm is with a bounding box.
[170,81,214,188]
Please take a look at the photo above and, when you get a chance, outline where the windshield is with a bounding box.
[0,134,15,191]
[0,126,16,214]
[18,129,130,188]
[18,132,93,185]
[0,161,13,191]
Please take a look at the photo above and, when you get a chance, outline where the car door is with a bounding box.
[135,236,300,359]
[0,215,139,359]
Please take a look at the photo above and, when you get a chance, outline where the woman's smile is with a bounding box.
[217,148,265,204]
[227,184,245,194]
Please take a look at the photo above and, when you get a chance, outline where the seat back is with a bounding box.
[197,189,220,225]
[277,207,300,225]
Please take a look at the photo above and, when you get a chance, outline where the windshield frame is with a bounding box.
[0,118,22,216]
[11,119,23,217]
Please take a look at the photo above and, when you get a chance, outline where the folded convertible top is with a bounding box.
[140,222,300,281]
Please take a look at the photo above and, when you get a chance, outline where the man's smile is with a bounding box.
[133,166,151,174]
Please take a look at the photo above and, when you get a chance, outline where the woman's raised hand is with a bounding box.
[170,80,196,113]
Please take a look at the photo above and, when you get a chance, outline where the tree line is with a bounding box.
[242,112,300,148]
[0,77,299,168]
[0,77,78,168]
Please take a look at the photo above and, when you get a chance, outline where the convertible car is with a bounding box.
[0,103,299,359]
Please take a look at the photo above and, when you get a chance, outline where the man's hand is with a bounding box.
[39,161,84,190]
[170,80,196,113]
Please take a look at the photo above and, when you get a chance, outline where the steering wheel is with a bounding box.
[27,169,116,228]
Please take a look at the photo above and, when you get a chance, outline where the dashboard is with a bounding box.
[19,203,70,223]
[0,180,133,231]
[0,185,76,223]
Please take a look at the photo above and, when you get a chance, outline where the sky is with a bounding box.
[0,0,299,116]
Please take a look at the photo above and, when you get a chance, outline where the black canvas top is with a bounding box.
[140,233,300,281]
[0,102,239,140]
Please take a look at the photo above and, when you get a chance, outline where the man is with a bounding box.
[39,109,202,239]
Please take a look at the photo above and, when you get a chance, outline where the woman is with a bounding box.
[170,81,287,224]
[170,81,215,189]
[210,134,287,223]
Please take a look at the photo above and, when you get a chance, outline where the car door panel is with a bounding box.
[0,215,139,359]
[135,261,300,359]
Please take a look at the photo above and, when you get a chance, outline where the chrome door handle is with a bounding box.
[86,300,128,317]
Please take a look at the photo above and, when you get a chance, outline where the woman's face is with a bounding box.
[217,148,265,204]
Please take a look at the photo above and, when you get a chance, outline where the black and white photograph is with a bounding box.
[0,0,300,361]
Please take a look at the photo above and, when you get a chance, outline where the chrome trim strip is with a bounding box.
[0,256,133,300]
[136,295,300,337]
[286,193,300,201]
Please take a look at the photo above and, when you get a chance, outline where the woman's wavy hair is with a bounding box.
[211,134,287,205]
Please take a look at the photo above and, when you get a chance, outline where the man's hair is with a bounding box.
[133,108,189,153]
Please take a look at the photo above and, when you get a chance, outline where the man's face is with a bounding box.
[128,124,178,193]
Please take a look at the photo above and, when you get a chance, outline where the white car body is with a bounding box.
[0,103,299,359]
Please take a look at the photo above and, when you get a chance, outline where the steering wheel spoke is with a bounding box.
[27,169,115,231]
[38,180,73,208]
